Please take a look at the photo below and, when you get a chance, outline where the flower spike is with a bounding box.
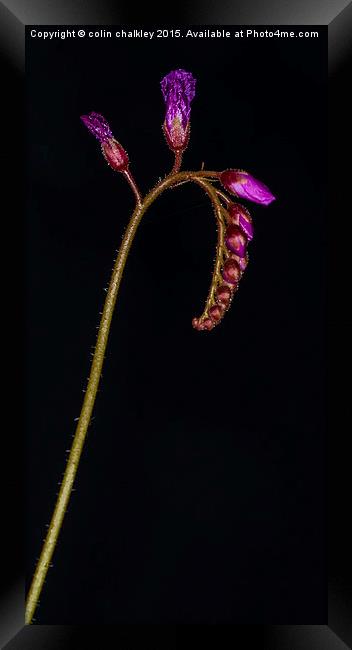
[191,183,254,332]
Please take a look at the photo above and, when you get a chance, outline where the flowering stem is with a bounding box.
[195,170,220,179]
[25,168,221,624]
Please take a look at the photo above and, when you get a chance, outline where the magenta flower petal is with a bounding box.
[221,170,276,206]
[161,69,196,151]
[80,112,113,143]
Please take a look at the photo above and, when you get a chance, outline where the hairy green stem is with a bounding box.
[25,168,221,624]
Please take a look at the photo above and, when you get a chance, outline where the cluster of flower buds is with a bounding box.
[192,169,275,331]
[192,202,254,331]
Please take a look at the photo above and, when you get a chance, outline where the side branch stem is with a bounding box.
[123,169,142,205]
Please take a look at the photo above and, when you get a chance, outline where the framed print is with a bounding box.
[1,1,351,648]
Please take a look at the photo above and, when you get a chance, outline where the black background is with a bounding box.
[26,28,327,623]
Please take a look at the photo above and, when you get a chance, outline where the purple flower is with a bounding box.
[221,170,276,206]
[80,112,113,143]
[161,69,196,151]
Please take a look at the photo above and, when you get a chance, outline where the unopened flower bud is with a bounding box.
[221,170,275,206]
[225,225,247,257]
[222,259,241,285]
[216,285,232,306]
[81,111,129,172]
[209,304,224,322]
